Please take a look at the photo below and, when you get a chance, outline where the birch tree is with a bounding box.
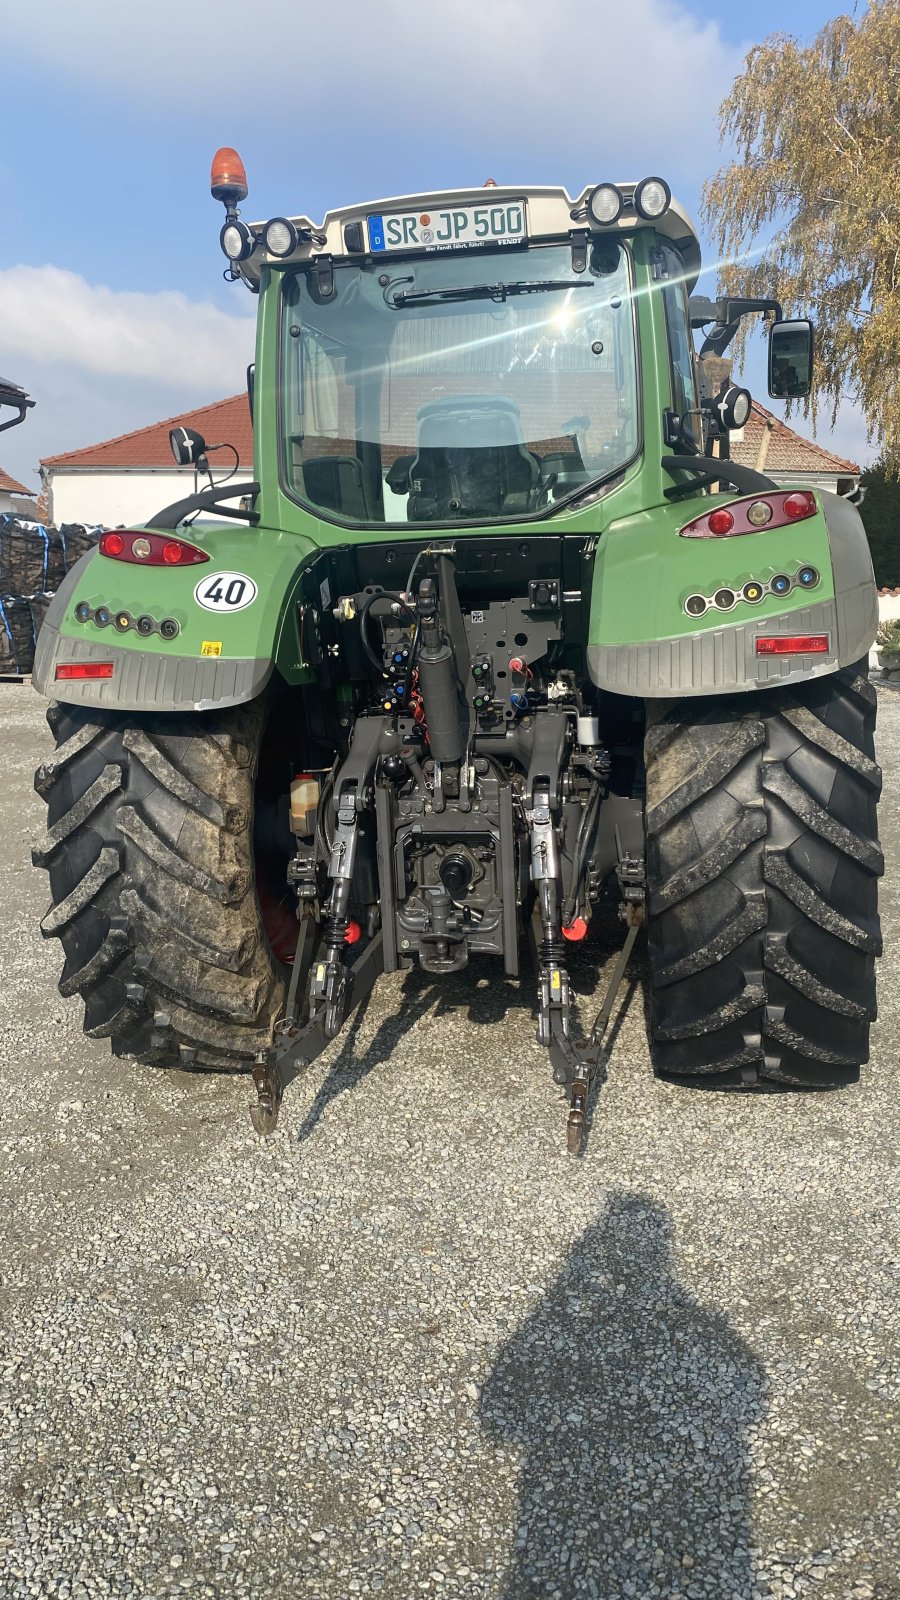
[702,3,900,464]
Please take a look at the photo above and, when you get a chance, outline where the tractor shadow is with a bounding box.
[294,893,649,1147]
[480,1191,767,1598]
[293,962,535,1144]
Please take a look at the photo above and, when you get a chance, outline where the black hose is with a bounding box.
[315,764,337,861]
[562,780,602,927]
[359,590,417,673]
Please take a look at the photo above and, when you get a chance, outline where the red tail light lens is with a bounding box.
[55,662,115,680]
[680,490,819,538]
[783,491,817,520]
[707,509,734,535]
[99,531,209,565]
[756,635,829,655]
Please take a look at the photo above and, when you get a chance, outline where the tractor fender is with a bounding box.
[586,489,877,698]
[32,527,320,712]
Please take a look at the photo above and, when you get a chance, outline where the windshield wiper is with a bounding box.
[389,278,594,307]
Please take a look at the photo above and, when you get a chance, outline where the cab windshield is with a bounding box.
[280,241,639,527]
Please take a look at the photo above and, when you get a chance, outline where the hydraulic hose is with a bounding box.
[358,590,417,674]
[561,779,602,927]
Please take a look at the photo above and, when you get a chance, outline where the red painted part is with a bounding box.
[562,917,589,941]
[344,920,362,945]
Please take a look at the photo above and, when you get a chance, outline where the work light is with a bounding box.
[264,218,299,257]
[220,221,255,262]
[634,177,671,219]
[588,184,623,226]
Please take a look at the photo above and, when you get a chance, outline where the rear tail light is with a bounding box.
[756,635,829,655]
[680,490,818,538]
[707,509,734,535]
[783,491,815,520]
[55,662,114,680]
[99,531,209,565]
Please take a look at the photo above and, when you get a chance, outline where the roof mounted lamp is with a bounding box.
[263,217,299,258]
[633,176,671,220]
[211,147,255,275]
[588,183,623,226]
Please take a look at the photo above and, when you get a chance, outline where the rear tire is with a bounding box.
[644,665,882,1088]
[34,700,286,1070]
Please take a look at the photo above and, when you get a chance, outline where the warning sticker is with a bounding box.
[201,641,223,657]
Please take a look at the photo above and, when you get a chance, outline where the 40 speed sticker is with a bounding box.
[194,572,258,612]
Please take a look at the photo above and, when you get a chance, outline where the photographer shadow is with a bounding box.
[480,1192,766,1598]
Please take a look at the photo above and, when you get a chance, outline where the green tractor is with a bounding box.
[33,154,882,1150]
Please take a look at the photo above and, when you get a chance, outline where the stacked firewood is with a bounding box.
[0,515,101,674]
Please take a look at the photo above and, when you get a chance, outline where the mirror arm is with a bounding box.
[690,295,783,358]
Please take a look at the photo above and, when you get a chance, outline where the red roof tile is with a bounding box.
[732,402,859,476]
[0,466,30,494]
[41,394,252,470]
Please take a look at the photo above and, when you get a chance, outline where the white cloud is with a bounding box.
[0,267,254,486]
[2,0,743,178]
[0,266,254,390]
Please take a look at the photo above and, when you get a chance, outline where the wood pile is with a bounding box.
[0,515,101,674]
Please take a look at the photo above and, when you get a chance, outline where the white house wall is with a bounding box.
[47,470,249,530]
[47,471,200,529]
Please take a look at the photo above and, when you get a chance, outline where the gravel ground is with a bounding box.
[0,680,898,1600]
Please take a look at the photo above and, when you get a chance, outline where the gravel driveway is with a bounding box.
[1,681,897,1600]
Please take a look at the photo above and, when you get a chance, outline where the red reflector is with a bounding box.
[163,540,185,564]
[55,662,114,680]
[756,635,829,655]
[344,920,362,945]
[100,532,124,557]
[707,508,735,535]
[562,918,589,942]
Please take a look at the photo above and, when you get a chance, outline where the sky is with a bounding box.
[1,0,873,494]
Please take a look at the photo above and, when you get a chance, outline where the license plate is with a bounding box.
[368,200,526,254]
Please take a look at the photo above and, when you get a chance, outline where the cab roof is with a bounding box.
[237,182,701,290]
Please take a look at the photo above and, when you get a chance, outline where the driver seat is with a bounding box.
[398,398,542,521]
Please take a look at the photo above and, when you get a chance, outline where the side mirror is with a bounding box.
[169,425,208,468]
[768,319,814,399]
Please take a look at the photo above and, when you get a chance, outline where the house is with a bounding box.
[40,394,252,529]
[0,466,37,518]
[730,402,860,496]
[39,391,859,530]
